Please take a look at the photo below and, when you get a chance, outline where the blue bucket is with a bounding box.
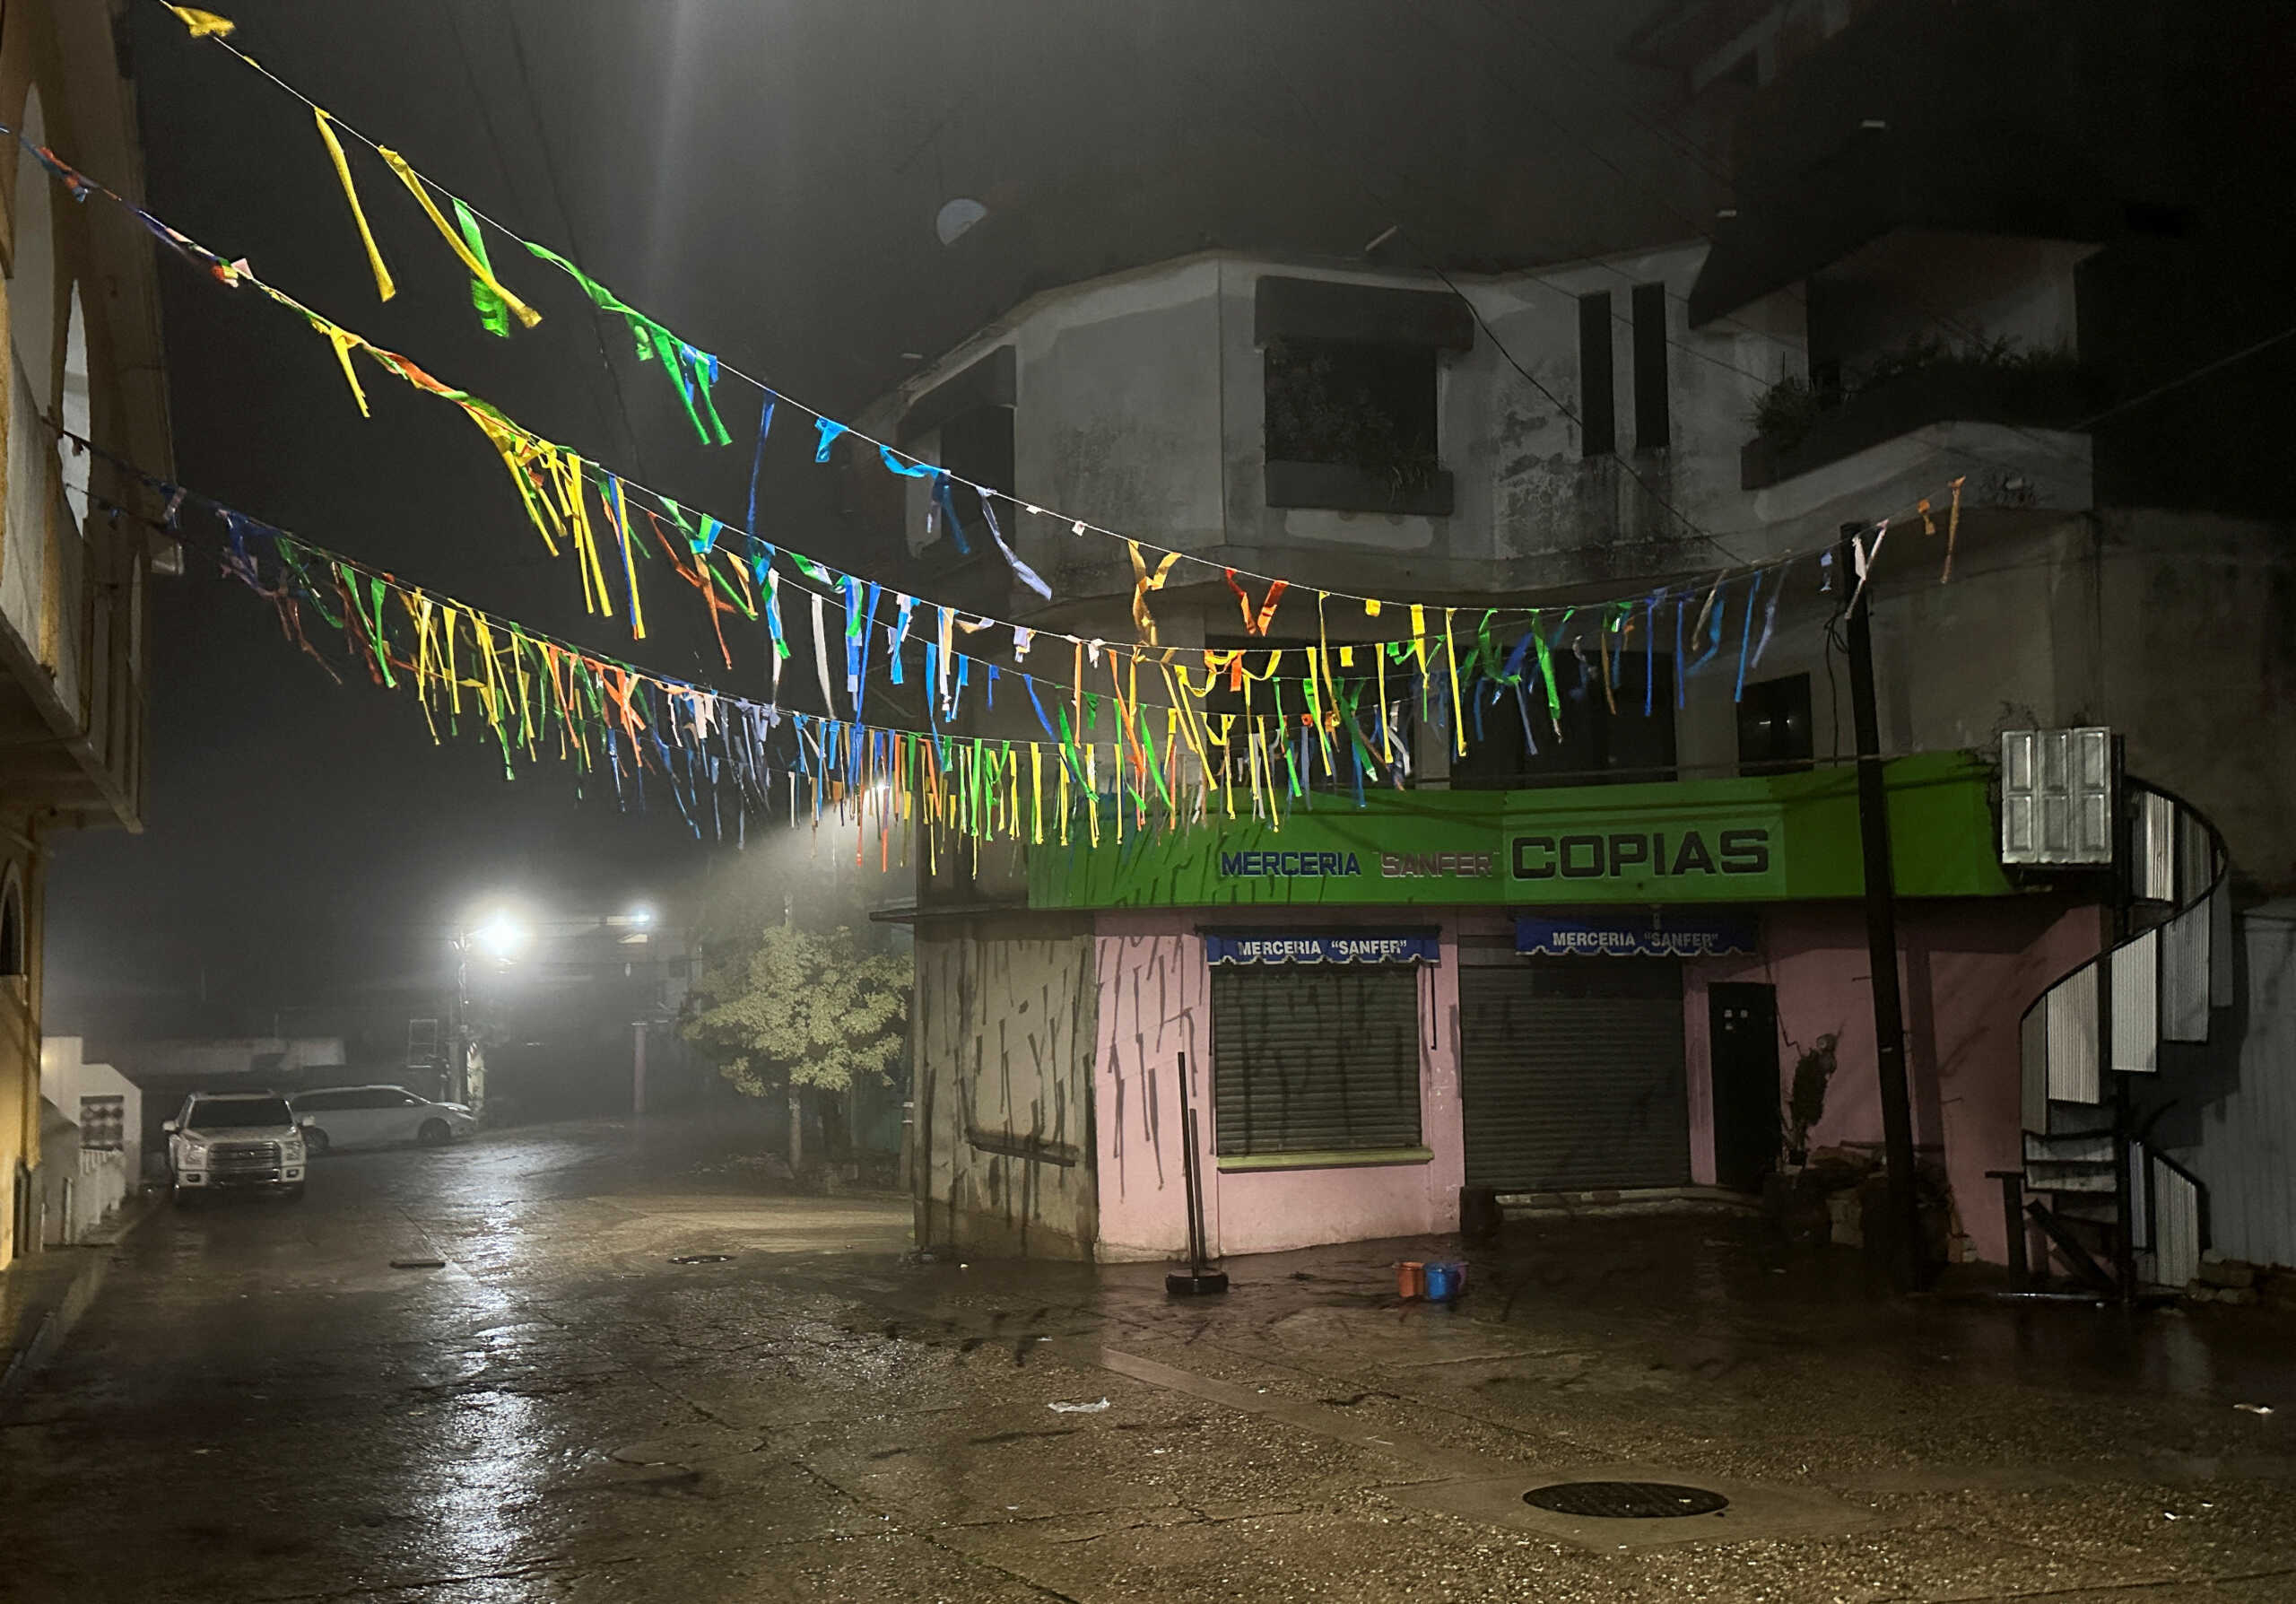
[1423,1261,1462,1303]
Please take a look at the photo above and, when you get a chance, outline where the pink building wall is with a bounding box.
[1092,911,1466,1260]
[1087,898,2095,1268]
[1684,900,2100,1264]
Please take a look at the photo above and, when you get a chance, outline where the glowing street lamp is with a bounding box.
[471,911,527,963]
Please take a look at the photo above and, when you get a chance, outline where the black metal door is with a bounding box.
[1708,982,1780,1191]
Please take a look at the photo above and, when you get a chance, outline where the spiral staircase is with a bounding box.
[2013,774,2228,1296]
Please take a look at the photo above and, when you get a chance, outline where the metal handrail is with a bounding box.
[2016,774,2229,1111]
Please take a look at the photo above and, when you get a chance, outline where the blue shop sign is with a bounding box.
[1205,930,1441,966]
[1515,912,1758,959]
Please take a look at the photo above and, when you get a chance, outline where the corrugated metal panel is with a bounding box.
[2111,928,2160,1074]
[2021,1004,2048,1132]
[2151,1158,2202,1290]
[2160,895,2212,1042]
[1457,964,1689,1190]
[2046,963,2100,1103]
[2134,791,2176,902]
[2179,811,2213,905]
[1211,966,1422,1155]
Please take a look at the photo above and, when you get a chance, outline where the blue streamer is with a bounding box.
[933,474,971,555]
[1734,571,1762,702]
[745,397,775,577]
[1646,590,1663,716]
[889,594,915,684]
[879,446,936,479]
[813,418,847,463]
[1674,597,1686,708]
[975,489,1052,600]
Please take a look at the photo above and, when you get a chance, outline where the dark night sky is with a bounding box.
[46,0,1718,1036]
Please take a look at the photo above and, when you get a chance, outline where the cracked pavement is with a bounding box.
[3,1111,2293,1601]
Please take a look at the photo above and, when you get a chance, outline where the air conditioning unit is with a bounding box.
[1999,728,2114,866]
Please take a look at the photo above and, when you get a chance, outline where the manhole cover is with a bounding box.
[669,1253,735,1265]
[1523,1481,1729,1519]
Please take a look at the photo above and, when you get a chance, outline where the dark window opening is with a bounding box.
[1631,283,1671,449]
[1736,673,1814,774]
[1212,965,1422,1156]
[1264,337,1439,489]
[0,876,23,979]
[935,405,1013,553]
[1450,647,1675,789]
[1578,292,1616,458]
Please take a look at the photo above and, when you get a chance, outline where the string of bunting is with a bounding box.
[67,412,1963,876]
[155,3,1944,631]
[97,16,1993,839]
[21,105,1975,742]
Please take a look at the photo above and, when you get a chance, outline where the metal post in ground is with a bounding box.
[1839,523,1925,1291]
[1167,1053,1227,1295]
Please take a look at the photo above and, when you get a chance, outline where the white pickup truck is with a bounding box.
[163,1091,309,1202]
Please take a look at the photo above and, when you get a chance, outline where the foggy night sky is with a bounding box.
[46,0,1721,1035]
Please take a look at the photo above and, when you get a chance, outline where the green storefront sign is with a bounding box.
[1027,753,2015,909]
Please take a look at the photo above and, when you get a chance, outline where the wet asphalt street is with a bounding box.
[4,1116,2295,1603]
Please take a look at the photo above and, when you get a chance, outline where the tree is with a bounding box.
[679,924,909,1170]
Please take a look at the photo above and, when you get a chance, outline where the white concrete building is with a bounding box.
[38,1036,140,1245]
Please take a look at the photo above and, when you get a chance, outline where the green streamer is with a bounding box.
[452,197,510,337]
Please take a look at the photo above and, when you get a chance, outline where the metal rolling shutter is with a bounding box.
[1212,966,1422,1155]
[1458,962,1690,1190]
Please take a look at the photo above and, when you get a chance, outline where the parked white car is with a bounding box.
[291,1085,477,1155]
[165,1092,308,1201]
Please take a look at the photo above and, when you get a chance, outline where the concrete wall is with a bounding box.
[1091,911,1466,1262]
[910,918,1099,1258]
[35,1039,136,1245]
[1685,899,2099,1265]
[872,246,2113,666]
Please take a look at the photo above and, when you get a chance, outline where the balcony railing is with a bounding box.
[1741,363,2104,491]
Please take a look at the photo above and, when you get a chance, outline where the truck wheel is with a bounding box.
[303,1128,331,1157]
[417,1119,452,1146]
[281,1183,306,1202]
[170,1185,197,1208]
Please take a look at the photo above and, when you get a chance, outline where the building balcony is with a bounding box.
[1741,362,2104,491]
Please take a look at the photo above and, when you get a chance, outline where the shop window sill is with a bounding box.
[1216,1146,1433,1173]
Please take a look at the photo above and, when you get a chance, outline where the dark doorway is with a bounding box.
[1707,982,1780,1191]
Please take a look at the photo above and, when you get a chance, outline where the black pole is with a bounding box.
[1167,1052,1229,1295]
[1177,1053,1205,1270]
[2107,738,2136,1302]
[1839,524,1924,1291]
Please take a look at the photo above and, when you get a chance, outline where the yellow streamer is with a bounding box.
[167,6,236,39]
[376,147,541,329]
[313,109,396,302]
[319,323,370,416]
[1441,606,1460,754]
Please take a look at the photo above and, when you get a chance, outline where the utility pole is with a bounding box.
[632,1020,648,1117]
[1838,523,1924,1291]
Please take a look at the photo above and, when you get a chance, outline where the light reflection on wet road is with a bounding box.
[2,1112,2292,1602]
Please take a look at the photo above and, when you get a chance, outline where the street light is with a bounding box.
[471,911,527,963]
